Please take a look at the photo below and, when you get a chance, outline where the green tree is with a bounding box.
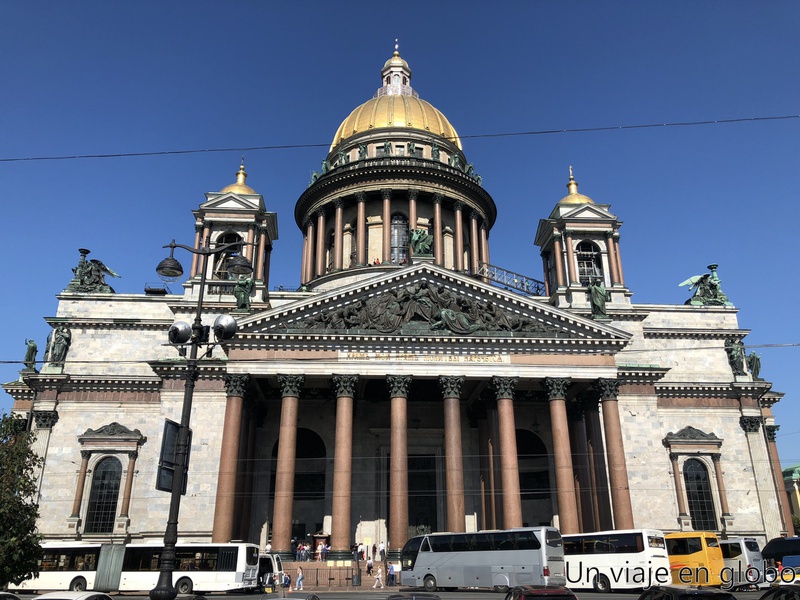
[0,413,42,589]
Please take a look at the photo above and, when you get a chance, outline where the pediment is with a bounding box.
[663,425,722,446]
[236,264,631,353]
[200,192,264,212]
[560,203,617,220]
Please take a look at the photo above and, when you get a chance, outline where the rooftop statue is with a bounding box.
[747,351,763,381]
[679,263,732,306]
[66,248,121,293]
[48,325,72,364]
[725,339,747,376]
[23,338,37,371]
[587,279,611,318]
[233,274,255,311]
[410,228,433,256]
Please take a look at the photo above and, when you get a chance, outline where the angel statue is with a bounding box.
[66,248,121,293]
[410,228,433,256]
[679,263,731,306]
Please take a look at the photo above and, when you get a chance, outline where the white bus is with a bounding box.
[400,527,566,593]
[11,541,260,594]
[563,529,671,592]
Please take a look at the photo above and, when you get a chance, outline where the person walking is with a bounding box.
[373,566,384,589]
[366,557,373,575]
[296,566,304,591]
[388,563,395,586]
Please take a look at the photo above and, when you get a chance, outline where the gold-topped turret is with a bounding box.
[220,159,257,195]
[558,166,594,205]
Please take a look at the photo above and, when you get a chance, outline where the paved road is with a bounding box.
[9,589,770,600]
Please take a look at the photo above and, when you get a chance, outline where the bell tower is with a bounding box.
[186,161,279,303]
[534,168,630,311]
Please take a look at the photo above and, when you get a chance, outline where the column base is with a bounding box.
[66,516,82,538]
[721,513,735,530]
[677,513,692,530]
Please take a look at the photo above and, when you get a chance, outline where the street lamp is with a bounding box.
[149,239,253,600]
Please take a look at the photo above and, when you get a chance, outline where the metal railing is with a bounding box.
[476,262,546,296]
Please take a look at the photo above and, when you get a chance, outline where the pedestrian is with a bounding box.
[366,557,373,575]
[373,566,384,589]
[372,543,377,560]
[358,542,365,560]
[388,563,395,586]
[296,566,304,591]
[379,541,385,562]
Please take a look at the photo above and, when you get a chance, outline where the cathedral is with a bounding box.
[4,50,791,562]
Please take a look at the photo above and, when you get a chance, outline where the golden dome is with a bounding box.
[558,167,594,205]
[331,95,461,150]
[330,49,461,150]
[220,161,257,195]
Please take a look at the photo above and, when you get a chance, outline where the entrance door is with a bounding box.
[408,454,438,534]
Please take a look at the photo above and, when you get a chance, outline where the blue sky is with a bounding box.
[2,3,799,467]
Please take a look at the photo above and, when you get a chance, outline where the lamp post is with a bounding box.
[149,239,253,600]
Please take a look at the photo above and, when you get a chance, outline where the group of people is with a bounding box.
[290,539,329,561]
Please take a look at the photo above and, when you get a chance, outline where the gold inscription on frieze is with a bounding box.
[339,351,507,363]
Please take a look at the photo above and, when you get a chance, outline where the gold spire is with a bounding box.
[220,158,257,194]
[558,165,594,205]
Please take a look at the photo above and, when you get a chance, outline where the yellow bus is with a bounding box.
[665,532,725,586]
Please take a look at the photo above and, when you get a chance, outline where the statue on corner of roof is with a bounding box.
[66,248,121,293]
[747,351,763,381]
[725,339,747,376]
[679,263,732,306]
[23,339,37,371]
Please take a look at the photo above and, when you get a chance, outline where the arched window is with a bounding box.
[683,458,717,531]
[84,456,122,534]
[391,214,410,263]
[576,241,603,286]
[213,232,244,280]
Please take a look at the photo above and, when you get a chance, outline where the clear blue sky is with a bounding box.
[3,3,799,466]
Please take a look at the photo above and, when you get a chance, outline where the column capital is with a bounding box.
[492,376,518,399]
[544,377,571,400]
[480,220,489,231]
[224,374,250,397]
[332,374,359,398]
[387,375,412,398]
[277,374,304,398]
[739,415,763,433]
[433,193,443,205]
[195,223,205,234]
[304,218,313,230]
[765,424,780,441]
[469,210,480,221]
[439,375,465,399]
[453,201,464,212]
[407,189,419,201]
[594,378,620,401]
[34,409,59,429]
[356,191,367,203]
[711,453,722,462]
[381,188,393,201]
[127,451,139,461]
[316,207,326,218]
[81,449,92,460]
[669,452,680,463]
[333,197,345,209]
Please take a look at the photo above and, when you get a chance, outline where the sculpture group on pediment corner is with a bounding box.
[679,263,731,307]
[288,282,564,337]
[410,228,434,256]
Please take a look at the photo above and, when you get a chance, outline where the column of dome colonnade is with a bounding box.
[330,375,358,559]
[544,377,580,534]
[440,376,466,532]
[387,375,411,559]
[271,374,304,557]
[212,374,249,542]
[493,376,523,528]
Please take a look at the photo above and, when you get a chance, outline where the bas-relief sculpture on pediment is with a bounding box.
[276,281,566,337]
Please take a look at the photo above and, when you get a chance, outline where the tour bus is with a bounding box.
[665,532,725,586]
[718,537,765,589]
[11,541,260,594]
[563,529,671,592]
[400,527,565,593]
